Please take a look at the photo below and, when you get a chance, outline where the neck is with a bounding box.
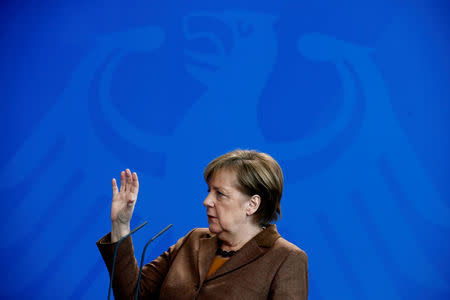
[219,223,264,252]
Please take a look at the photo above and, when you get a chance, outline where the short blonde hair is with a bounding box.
[204,149,283,225]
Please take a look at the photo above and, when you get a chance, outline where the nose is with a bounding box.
[203,192,214,207]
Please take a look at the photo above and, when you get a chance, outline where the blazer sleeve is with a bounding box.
[268,250,309,300]
[96,229,195,300]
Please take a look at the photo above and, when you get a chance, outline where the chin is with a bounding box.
[208,223,222,234]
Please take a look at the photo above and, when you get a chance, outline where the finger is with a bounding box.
[130,172,139,194]
[120,171,126,192]
[126,169,132,192]
[112,178,119,196]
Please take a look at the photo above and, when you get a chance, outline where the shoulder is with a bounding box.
[189,227,211,236]
[272,236,308,265]
[255,224,308,264]
[174,227,212,246]
[183,227,211,239]
[163,228,211,260]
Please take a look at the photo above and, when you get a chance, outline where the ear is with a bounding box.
[246,195,261,216]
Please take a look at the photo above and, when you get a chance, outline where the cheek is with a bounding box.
[216,203,243,225]
[215,206,228,224]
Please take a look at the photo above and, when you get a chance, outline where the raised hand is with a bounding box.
[110,169,139,242]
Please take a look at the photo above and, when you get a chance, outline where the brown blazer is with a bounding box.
[96,225,308,300]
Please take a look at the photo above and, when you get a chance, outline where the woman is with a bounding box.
[97,150,308,299]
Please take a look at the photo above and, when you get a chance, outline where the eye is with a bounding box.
[216,191,225,198]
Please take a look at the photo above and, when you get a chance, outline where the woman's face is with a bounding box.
[203,168,251,236]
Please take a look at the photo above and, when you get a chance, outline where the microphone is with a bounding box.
[107,221,148,300]
[135,224,173,300]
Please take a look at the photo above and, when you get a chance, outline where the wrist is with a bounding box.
[111,221,131,243]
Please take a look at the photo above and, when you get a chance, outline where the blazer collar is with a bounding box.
[198,224,281,283]
[253,224,281,248]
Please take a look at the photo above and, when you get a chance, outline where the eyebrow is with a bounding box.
[209,184,229,193]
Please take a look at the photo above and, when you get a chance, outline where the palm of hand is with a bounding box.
[111,169,139,224]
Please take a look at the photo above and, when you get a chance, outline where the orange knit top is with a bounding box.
[206,256,229,278]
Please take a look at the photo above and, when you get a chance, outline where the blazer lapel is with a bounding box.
[198,233,219,284]
[206,225,281,281]
[207,239,263,281]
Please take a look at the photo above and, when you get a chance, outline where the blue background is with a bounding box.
[1,0,449,299]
